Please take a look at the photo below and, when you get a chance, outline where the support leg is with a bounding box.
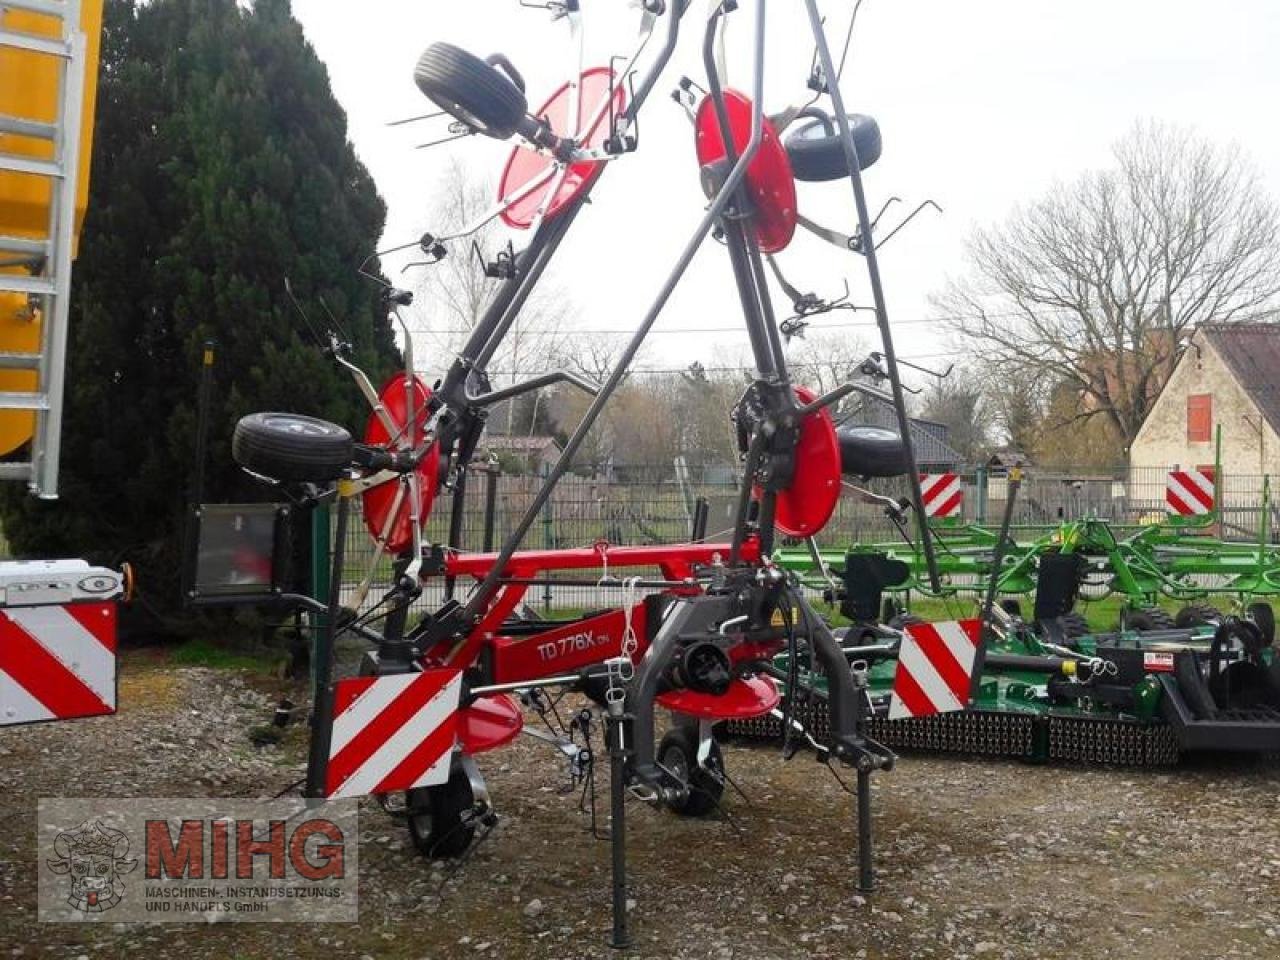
[856,767,874,893]
[607,702,632,949]
[305,493,350,800]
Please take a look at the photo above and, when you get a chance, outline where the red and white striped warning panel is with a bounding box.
[920,473,963,519]
[0,602,118,727]
[888,619,982,720]
[325,668,463,799]
[1166,468,1215,516]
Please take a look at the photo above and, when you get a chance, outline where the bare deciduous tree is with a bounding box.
[783,330,870,416]
[937,122,1280,445]
[412,159,573,433]
[985,367,1046,455]
[919,369,995,462]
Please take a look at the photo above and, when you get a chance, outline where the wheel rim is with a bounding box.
[794,119,832,142]
[662,742,691,800]
[445,99,491,135]
[268,415,331,437]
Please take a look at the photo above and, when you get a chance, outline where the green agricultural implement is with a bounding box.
[728,599,1280,765]
[775,461,1280,630]
[739,456,1280,764]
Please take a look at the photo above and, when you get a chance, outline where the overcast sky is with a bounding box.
[291,0,1280,387]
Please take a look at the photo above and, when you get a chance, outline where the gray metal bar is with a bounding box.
[618,0,687,130]
[0,28,69,58]
[0,114,57,140]
[0,352,42,370]
[700,10,778,381]
[0,234,47,257]
[4,0,74,18]
[470,369,598,408]
[0,392,50,410]
[801,0,941,591]
[0,273,54,295]
[0,462,33,480]
[33,21,87,498]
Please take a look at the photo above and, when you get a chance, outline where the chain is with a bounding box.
[1085,656,1119,679]
[604,575,643,706]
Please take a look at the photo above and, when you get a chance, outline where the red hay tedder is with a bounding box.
[184,0,957,946]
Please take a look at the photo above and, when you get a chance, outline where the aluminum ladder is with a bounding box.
[0,0,87,498]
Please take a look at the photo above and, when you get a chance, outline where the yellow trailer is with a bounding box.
[0,0,103,492]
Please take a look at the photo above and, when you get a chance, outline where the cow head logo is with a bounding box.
[46,819,137,913]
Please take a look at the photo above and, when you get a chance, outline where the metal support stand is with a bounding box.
[606,702,632,949]
[181,341,216,604]
[852,665,876,892]
[856,767,874,893]
[305,489,350,800]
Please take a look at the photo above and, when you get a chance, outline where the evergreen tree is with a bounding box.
[0,0,398,627]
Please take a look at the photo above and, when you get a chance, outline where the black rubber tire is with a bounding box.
[414,42,528,140]
[405,766,476,859]
[1122,605,1174,632]
[658,726,724,818]
[784,113,882,182]
[835,424,909,478]
[1174,603,1223,629]
[232,412,352,481]
[1247,601,1276,645]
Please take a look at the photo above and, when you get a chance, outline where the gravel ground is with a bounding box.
[3,651,1280,960]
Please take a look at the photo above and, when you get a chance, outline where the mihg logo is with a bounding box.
[46,819,137,913]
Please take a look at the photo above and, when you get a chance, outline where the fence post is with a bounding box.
[975,465,987,524]
[541,463,554,613]
[309,503,331,691]
[483,466,500,552]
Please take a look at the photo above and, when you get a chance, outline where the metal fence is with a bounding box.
[328,464,1280,617]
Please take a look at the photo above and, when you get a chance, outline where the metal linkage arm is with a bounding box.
[469,370,599,408]
[613,0,688,148]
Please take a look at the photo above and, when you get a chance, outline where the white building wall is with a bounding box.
[1129,335,1280,479]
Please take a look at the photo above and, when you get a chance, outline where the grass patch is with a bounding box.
[169,638,274,672]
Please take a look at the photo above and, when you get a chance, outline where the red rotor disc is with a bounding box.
[361,373,440,555]
[457,694,523,754]
[498,66,627,229]
[694,89,798,254]
[761,385,842,538]
[657,676,780,720]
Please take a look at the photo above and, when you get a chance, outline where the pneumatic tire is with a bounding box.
[1247,601,1276,645]
[784,112,882,182]
[414,42,528,140]
[658,726,725,818]
[1175,603,1223,629]
[1059,610,1090,639]
[232,412,352,482]
[406,766,476,859]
